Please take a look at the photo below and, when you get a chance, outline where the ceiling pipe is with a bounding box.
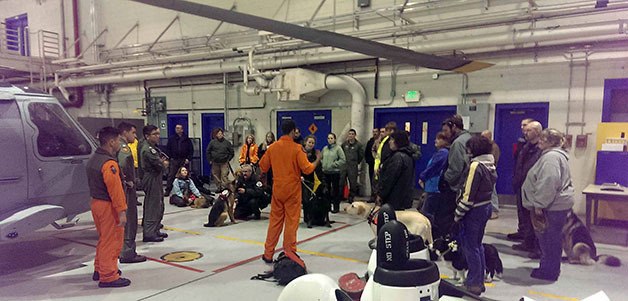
[56,2,628,75]
[324,75,366,142]
[57,19,627,88]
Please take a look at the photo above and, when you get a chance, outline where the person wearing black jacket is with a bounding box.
[206,128,234,191]
[234,164,265,220]
[302,135,326,225]
[165,124,194,196]
[364,128,379,185]
[376,131,414,210]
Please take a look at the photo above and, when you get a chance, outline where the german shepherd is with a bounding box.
[562,210,621,267]
[205,182,237,227]
[430,237,504,283]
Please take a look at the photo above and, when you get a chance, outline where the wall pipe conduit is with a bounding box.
[57,20,627,88]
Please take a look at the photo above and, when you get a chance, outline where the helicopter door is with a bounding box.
[22,100,94,216]
[0,99,28,209]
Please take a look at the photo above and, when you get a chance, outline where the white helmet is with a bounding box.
[277,273,352,301]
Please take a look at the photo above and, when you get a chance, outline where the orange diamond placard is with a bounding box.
[308,123,318,134]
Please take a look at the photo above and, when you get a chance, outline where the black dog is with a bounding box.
[302,181,331,228]
[431,237,503,283]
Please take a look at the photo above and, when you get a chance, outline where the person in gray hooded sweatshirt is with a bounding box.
[435,115,471,239]
[522,128,574,282]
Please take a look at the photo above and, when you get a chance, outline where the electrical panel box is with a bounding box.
[456,103,489,133]
[358,0,371,8]
[576,134,588,148]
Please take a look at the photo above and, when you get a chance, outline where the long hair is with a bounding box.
[175,166,189,179]
[245,134,256,145]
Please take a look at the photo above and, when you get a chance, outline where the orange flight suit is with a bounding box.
[91,160,127,283]
[259,135,315,261]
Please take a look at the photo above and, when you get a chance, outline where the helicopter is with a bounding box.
[0,82,97,240]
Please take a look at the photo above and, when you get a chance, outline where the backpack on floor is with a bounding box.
[251,252,307,286]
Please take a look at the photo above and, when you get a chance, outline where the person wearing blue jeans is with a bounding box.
[533,209,569,280]
[453,135,497,296]
[419,132,449,223]
[459,204,492,293]
[522,128,574,281]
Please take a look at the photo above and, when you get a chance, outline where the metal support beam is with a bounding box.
[306,0,328,27]
[147,15,180,52]
[207,4,236,42]
[113,22,139,49]
[77,28,108,59]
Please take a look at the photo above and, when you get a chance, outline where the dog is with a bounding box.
[190,195,212,209]
[302,180,331,228]
[562,210,621,267]
[205,182,237,227]
[430,236,503,283]
[345,201,433,245]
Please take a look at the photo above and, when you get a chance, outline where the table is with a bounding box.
[582,184,628,228]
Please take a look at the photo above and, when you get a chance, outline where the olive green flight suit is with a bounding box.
[140,141,166,239]
[118,138,139,259]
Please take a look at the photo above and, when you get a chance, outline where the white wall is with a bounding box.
[68,56,628,214]
[0,0,67,57]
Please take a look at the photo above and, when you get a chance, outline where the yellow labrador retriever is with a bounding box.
[345,201,433,244]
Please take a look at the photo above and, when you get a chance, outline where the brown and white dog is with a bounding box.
[205,181,237,227]
[345,201,433,244]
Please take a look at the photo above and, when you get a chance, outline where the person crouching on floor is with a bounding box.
[234,164,266,220]
[170,166,203,207]
[453,135,497,296]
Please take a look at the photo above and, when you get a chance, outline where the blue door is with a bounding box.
[167,114,189,138]
[374,106,457,188]
[276,110,331,150]
[5,14,29,56]
[494,103,549,195]
[201,113,225,176]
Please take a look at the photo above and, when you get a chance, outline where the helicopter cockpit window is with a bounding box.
[28,102,92,157]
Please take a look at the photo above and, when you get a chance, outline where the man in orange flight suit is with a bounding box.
[259,120,321,264]
[86,127,131,288]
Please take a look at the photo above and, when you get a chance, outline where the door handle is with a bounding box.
[61,157,84,164]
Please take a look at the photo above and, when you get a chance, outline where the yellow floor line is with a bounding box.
[527,290,578,301]
[215,235,265,246]
[162,226,201,235]
[214,235,367,264]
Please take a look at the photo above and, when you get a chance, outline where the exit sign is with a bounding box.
[405,90,421,102]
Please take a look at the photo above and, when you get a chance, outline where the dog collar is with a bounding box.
[367,207,380,226]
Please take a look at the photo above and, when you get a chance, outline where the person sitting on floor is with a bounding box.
[234,164,266,220]
[170,166,203,207]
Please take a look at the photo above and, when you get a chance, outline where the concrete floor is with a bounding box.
[1,197,627,301]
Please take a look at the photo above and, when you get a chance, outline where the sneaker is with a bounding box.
[158,232,168,238]
[506,232,524,241]
[120,255,147,264]
[465,285,484,296]
[92,270,121,281]
[98,277,131,288]
[203,222,214,227]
